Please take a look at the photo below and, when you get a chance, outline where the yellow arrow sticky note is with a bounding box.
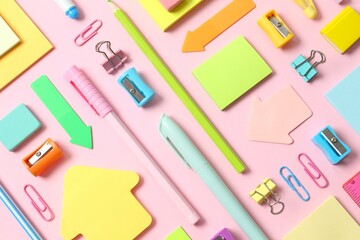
[61,166,152,240]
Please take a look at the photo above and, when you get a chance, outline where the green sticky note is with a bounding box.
[31,75,92,149]
[193,36,272,110]
[165,227,191,240]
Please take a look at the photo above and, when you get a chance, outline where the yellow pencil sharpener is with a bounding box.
[257,10,294,48]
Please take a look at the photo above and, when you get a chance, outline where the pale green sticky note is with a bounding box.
[138,0,203,31]
[193,36,272,110]
[165,227,191,240]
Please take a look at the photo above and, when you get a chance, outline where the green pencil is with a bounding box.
[106,0,246,173]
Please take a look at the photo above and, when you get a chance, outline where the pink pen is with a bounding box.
[64,65,200,224]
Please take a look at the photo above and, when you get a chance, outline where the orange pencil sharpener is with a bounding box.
[22,138,63,176]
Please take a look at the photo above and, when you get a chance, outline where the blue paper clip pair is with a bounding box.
[118,67,155,107]
[291,50,326,82]
[279,166,310,201]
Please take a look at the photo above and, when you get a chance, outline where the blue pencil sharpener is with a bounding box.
[312,125,351,164]
[118,67,155,107]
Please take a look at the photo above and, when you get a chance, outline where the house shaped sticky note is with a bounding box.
[61,166,152,240]
[193,36,272,110]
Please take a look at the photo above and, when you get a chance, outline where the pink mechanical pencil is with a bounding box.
[64,65,200,224]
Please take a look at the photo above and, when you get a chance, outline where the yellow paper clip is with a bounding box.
[293,0,317,19]
[258,10,294,48]
[250,178,285,215]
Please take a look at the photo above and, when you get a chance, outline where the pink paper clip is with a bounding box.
[298,153,328,188]
[24,184,55,221]
[74,20,103,46]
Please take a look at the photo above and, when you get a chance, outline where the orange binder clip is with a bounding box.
[22,138,63,176]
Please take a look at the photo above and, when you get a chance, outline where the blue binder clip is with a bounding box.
[118,67,155,107]
[312,125,351,164]
[291,50,326,82]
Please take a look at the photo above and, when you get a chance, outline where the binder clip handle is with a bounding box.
[95,41,128,74]
[95,41,116,62]
[295,50,326,77]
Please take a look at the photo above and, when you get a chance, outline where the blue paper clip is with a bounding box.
[312,125,351,164]
[291,50,326,82]
[279,166,310,201]
[118,67,155,107]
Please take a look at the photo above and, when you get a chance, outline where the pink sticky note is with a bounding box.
[248,85,312,144]
[159,0,184,11]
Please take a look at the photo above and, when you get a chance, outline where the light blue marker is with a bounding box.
[54,0,79,19]
[0,183,42,240]
[159,114,268,240]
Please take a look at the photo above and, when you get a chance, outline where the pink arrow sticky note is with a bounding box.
[248,85,312,144]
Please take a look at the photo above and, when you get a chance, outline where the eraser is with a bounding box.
[0,104,41,151]
[159,0,183,11]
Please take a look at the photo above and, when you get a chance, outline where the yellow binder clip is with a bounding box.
[249,178,285,215]
[293,0,317,19]
[258,10,294,48]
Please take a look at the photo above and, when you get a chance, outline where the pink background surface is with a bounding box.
[1,0,360,239]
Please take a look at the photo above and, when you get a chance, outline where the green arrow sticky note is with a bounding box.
[31,75,92,149]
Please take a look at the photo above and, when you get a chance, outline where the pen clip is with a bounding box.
[24,185,55,222]
[298,153,328,188]
[64,65,112,118]
[279,166,310,201]
[159,115,191,169]
[165,137,191,169]
[69,80,99,115]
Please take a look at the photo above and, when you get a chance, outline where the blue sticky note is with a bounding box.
[0,104,41,151]
[326,66,360,135]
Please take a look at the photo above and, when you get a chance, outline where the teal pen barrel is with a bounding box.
[159,115,267,239]
[197,166,268,240]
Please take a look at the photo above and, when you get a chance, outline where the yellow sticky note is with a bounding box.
[284,196,360,240]
[0,0,53,90]
[193,36,272,110]
[0,16,20,57]
[321,6,360,54]
[138,0,203,31]
[166,227,191,240]
[61,166,152,240]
